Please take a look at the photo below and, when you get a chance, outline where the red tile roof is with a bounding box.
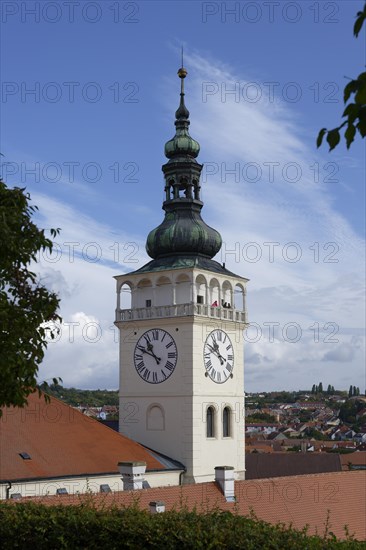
[11,471,366,541]
[0,392,171,482]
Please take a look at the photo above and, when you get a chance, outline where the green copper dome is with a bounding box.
[164,128,200,159]
[146,65,222,262]
[146,202,222,259]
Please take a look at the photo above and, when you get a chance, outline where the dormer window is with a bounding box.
[19,452,31,460]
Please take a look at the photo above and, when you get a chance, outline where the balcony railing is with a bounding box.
[116,303,247,324]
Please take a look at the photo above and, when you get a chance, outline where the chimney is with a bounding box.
[149,501,165,514]
[118,461,146,491]
[215,466,235,502]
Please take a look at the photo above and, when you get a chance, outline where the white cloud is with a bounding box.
[40,311,119,389]
[32,193,149,389]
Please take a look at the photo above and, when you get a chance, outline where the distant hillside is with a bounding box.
[39,383,118,407]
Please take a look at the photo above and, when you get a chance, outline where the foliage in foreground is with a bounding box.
[0,181,61,412]
[317,3,366,151]
[0,502,362,549]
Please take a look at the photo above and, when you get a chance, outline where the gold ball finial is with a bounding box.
[178,67,187,79]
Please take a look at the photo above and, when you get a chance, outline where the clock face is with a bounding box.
[134,329,177,384]
[204,329,234,384]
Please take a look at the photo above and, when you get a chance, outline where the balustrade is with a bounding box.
[116,303,247,324]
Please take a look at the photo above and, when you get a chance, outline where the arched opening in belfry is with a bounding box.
[176,177,188,199]
[195,274,207,306]
[209,278,220,306]
[120,283,132,310]
[166,178,175,200]
[222,281,233,309]
[234,283,245,311]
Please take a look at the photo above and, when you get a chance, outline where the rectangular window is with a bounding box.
[146,299,152,307]
[197,295,204,304]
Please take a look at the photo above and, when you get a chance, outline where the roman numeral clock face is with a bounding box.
[204,330,234,384]
[134,329,177,384]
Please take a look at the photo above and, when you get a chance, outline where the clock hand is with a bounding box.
[137,345,161,364]
[146,342,161,364]
[208,340,221,356]
[206,343,217,354]
[207,343,224,366]
[211,338,220,354]
[149,353,161,364]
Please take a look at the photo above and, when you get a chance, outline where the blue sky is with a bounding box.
[1,0,365,391]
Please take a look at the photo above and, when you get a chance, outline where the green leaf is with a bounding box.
[342,103,359,123]
[344,124,356,149]
[357,119,366,138]
[316,128,327,148]
[355,81,366,104]
[326,128,341,151]
[344,80,358,103]
[354,7,366,37]
[354,15,364,37]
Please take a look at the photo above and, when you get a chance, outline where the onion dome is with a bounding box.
[164,128,200,160]
[146,202,222,259]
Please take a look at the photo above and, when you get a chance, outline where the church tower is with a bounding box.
[115,65,248,483]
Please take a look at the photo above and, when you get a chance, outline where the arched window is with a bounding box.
[206,406,215,438]
[223,407,231,438]
[146,404,165,431]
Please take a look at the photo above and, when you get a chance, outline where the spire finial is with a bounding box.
[177,46,187,91]
[177,64,187,92]
[176,51,189,119]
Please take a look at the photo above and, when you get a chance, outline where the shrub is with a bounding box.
[0,502,362,549]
